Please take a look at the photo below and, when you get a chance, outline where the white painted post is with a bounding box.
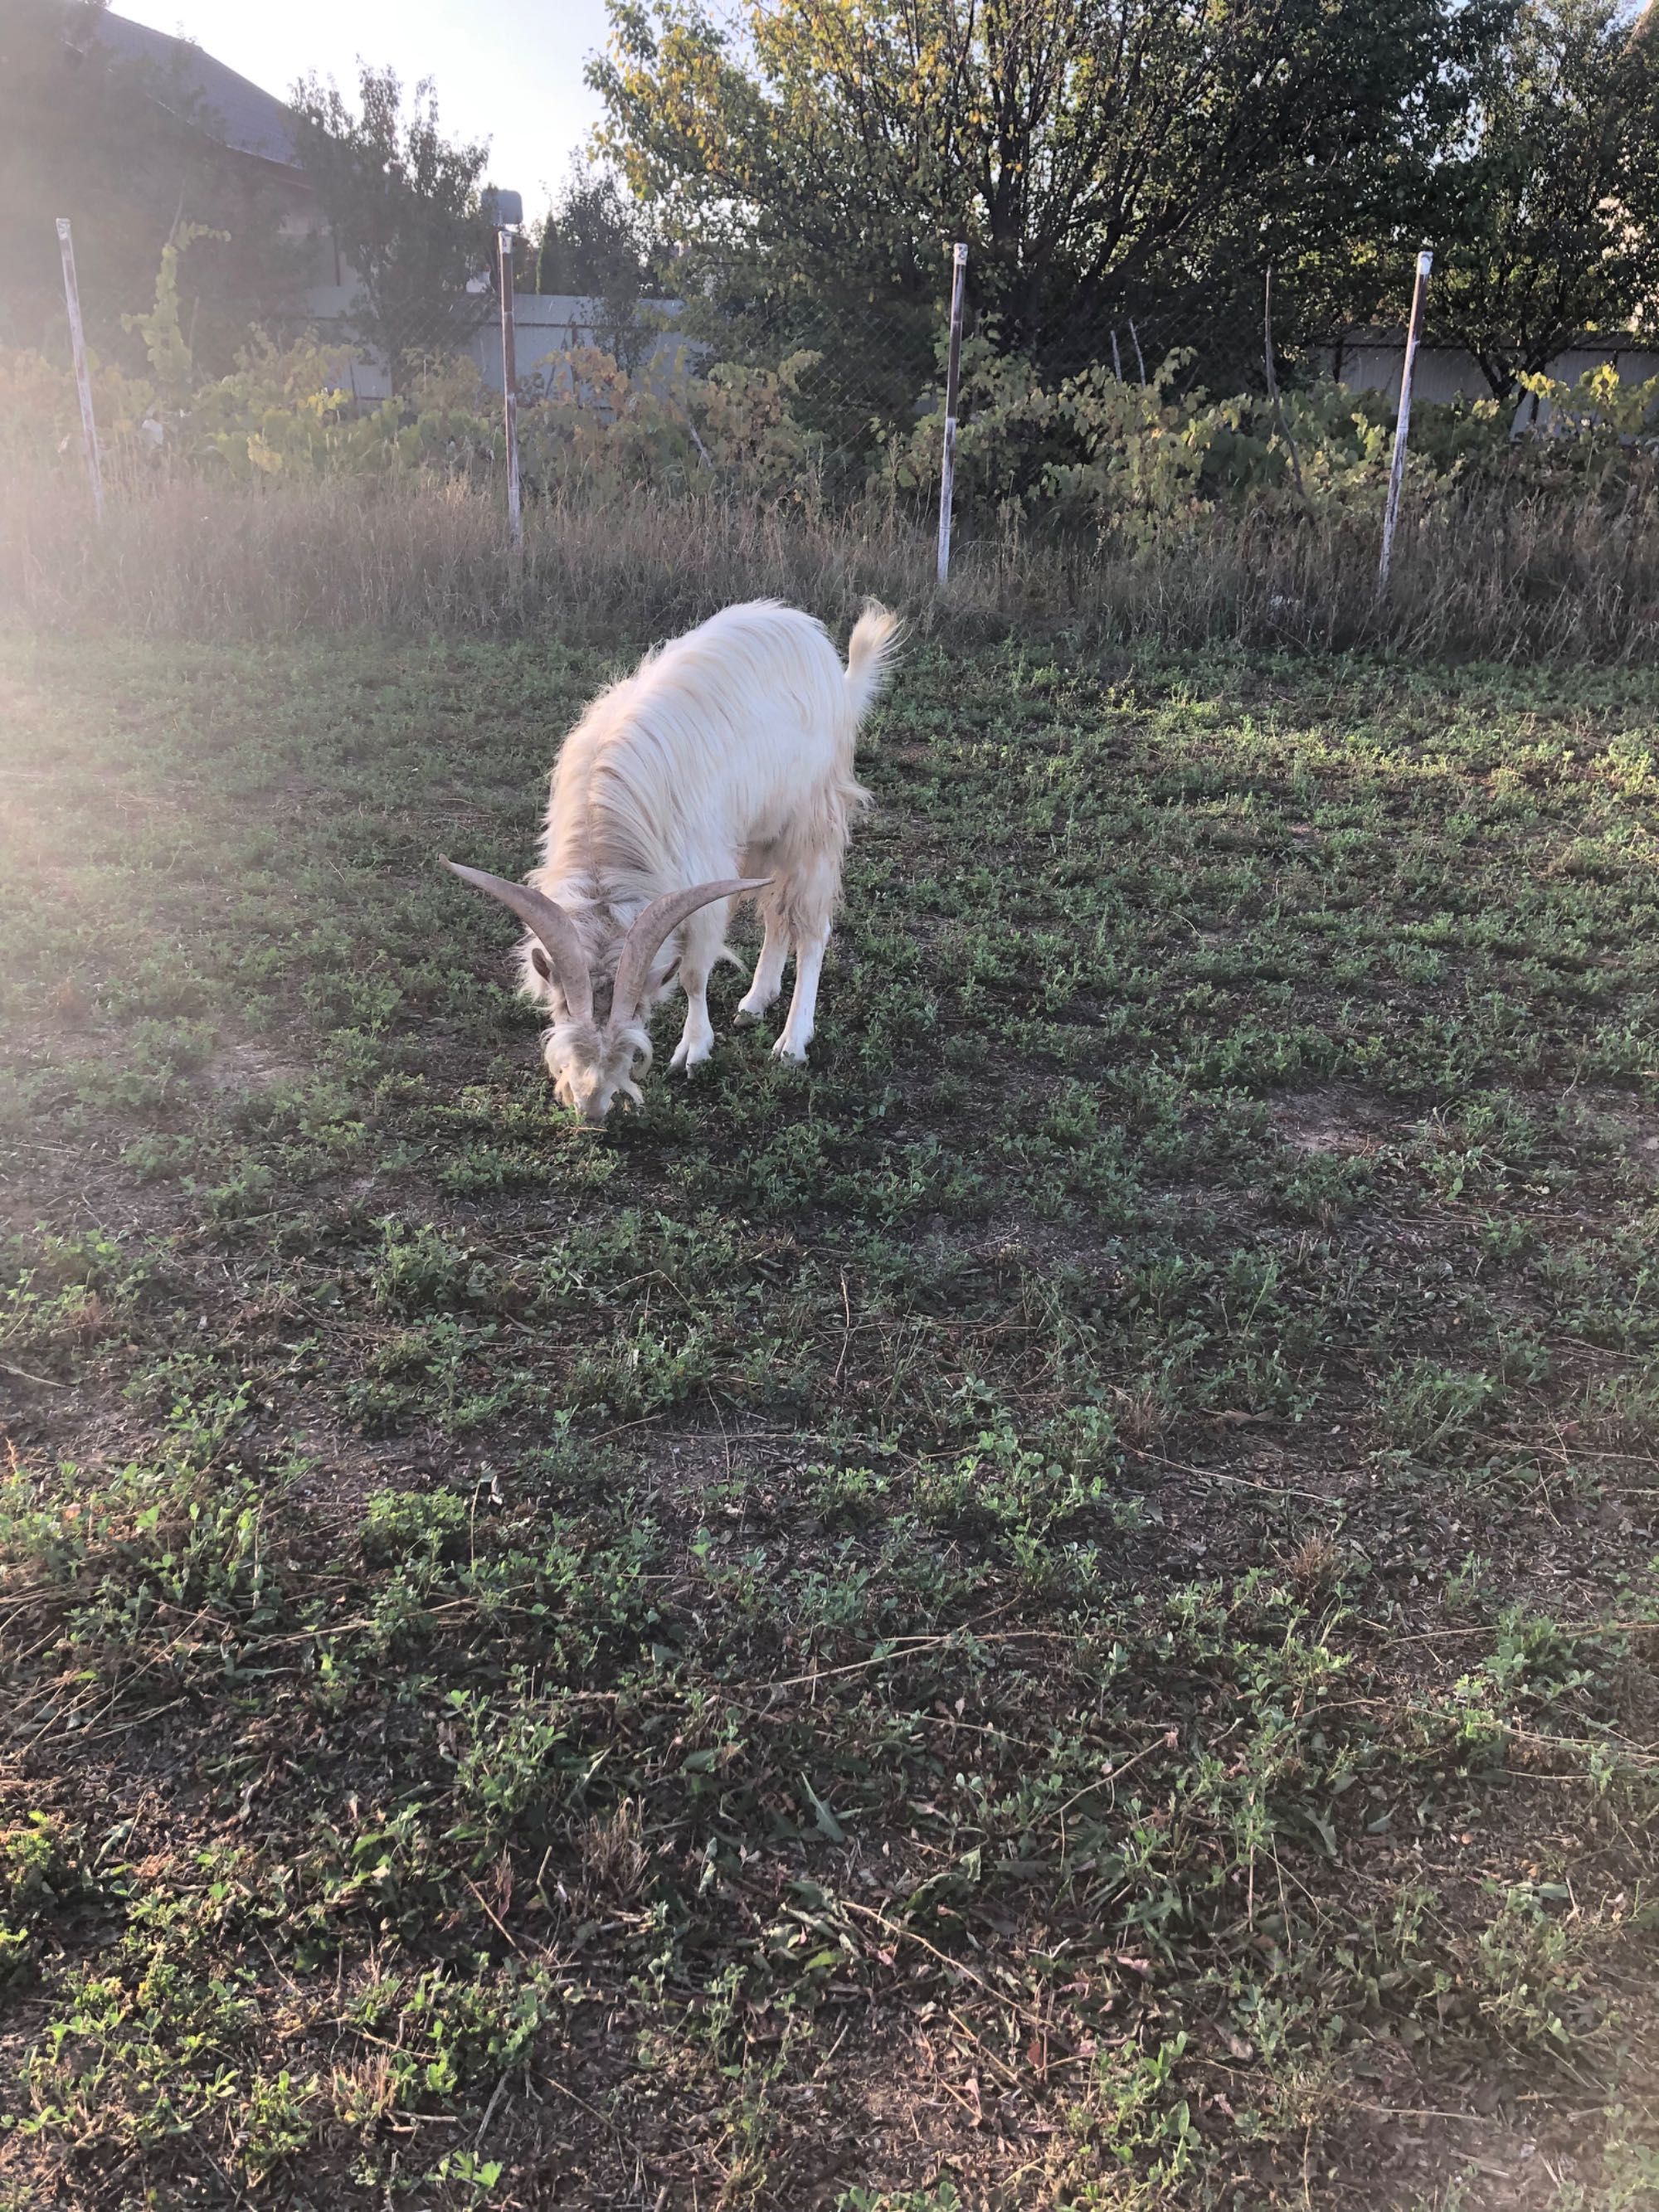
[499,225,523,552]
[1379,246,1433,596]
[937,241,968,586]
[56,217,104,522]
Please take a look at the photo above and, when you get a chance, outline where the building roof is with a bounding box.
[72,7,304,173]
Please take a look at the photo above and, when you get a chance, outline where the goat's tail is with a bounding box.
[844,600,902,725]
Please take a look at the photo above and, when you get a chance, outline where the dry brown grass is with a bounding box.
[576,1796,649,1899]
[6,463,1659,660]
[1286,1529,1345,1597]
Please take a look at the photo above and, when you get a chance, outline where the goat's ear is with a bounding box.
[441,857,593,1021]
[530,947,552,982]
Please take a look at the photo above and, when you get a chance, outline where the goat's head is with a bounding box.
[442,862,767,1124]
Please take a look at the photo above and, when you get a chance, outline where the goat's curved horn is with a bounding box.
[441,858,594,1023]
[611,878,771,1030]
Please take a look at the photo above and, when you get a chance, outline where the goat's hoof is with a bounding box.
[734,1006,763,1028]
[771,1036,809,1066]
[670,1039,713,1074]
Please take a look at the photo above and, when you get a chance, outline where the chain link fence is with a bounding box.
[30,213,1659,600]
[295,236,1352,454]
[645,261,1355,440]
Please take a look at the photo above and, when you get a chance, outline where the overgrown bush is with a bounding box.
[11,236,1659,529]
[884,334,1659,533]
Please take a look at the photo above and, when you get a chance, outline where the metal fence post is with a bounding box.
[1379,246,1433,596]
[498,224,523,552]
[937,241,968,586]
[56,217,104,522]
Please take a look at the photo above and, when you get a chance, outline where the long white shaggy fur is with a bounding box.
[520,598,900,1118]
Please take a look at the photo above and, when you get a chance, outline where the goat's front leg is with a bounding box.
[774,929,828,1063]
[669,961,716,1072]
[735,907,791,1026]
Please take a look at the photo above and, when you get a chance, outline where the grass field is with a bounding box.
[1,618,1657,2210]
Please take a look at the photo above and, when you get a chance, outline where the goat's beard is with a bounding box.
[545,1016,652,1118]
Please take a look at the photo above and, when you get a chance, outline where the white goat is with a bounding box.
[444,598,900,1122]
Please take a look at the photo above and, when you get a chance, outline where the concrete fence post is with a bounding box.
[937,242,968,586]
[56,218,104,522]
[499,226,523,552]
[1379,247,1434,596]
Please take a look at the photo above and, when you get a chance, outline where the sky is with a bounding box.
[109,0,615,215]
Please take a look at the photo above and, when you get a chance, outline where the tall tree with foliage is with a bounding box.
[591,0,1510,383]
[536,165,660,295]
[1421,0,1659,397]
[290,64,491,389]
[534,163,665,370]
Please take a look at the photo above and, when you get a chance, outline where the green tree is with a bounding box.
[591,0,1509,386]
[1422,0,1659,397]
[536,164,659,295]
[534,162,666,371]
[290,63,491,390]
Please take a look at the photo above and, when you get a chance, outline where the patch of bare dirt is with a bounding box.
[200,1040,309,1096]
[1557,1084,1659,1183]
[1272,1085,1404,1156]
